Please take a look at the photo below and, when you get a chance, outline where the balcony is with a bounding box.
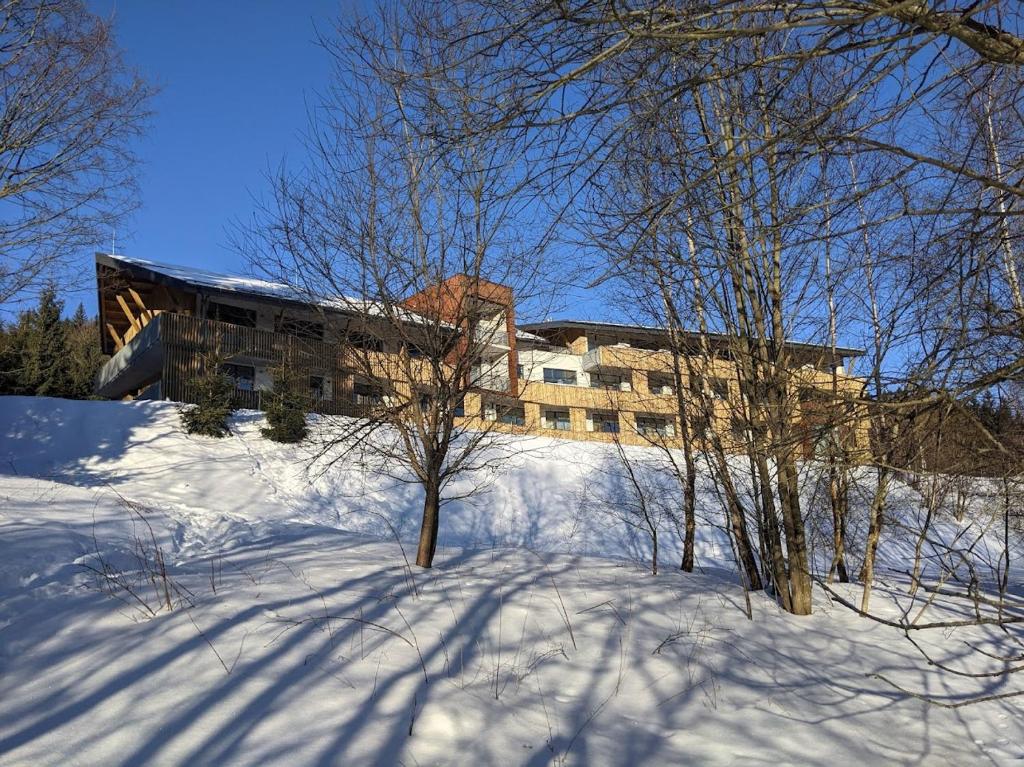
[95,312,164,398]
[96,313,350,403]
[581,344,672,373]
[473,325,510,353]
[472,365,512,393]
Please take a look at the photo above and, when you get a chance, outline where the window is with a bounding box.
[690,410,710,438]
[277,316,324,340]
[688,373,704,397]
[222,363,255,391]
[418,392,432,413]
[454,397,466,418]
[711,378,729,401]
[404,342,426,358]
[648,373,675,395]
[499,405,526,426]
[590,411,620,433]
[543,368,577,386]
[544,409,571,431]
[516,364,524,379]
[636,416,672,437]
[690,374,728,400]
[590,372,624,390]
[353,381,383,406]
[208,301,256,328]
[346,332,383,352]
[309,376,326,400]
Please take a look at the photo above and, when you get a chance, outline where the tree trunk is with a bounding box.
[778,452,812,615]
[416,479,441,568]
[828,467,850,583]
[859,466,890,612]
[715,460,763,592]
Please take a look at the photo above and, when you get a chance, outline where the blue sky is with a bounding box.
[81,1,342,296]
[68,1,603,323]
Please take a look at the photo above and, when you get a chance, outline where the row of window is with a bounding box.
[206,302,410,352]
[536,367,730,399]
[538,409,674,437]
[219,366,680,437]
[222,363,328,399]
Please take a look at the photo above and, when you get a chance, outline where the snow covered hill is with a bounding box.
[0,396,1022,765]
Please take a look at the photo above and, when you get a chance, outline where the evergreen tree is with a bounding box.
[65,303,106,399]
[181,357,234,437]
[0,291,107,399]
[261,367,308,443]
[0,319,25,394]
[21,286,69,397]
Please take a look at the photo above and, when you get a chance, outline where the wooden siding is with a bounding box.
[114,311,869,457]
[159,313,364,416]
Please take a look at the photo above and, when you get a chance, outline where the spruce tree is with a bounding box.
[22,287,69,397]
[261,367,308,443]
[66,303,106,399]
[181,357,235,437]
[0,319,25,394]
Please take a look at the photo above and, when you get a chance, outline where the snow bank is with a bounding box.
[0,395,1016,577]
[1,396,1022,765]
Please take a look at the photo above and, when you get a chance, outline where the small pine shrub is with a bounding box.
[261,374,308,443]
[181,365,234,437]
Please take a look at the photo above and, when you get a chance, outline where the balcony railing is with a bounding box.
[160,312,341,368]
[473,327,509,348]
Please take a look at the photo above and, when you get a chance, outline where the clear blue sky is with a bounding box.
[70,1,602,323]
[79,1,343,306]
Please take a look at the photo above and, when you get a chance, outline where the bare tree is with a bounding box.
[239,6,552,568]
[0,0,151,305]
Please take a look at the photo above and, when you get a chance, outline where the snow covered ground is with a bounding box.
[0,396,1022,765]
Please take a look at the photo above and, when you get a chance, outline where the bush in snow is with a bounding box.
[181,359,234,437]
[261,368,308,443]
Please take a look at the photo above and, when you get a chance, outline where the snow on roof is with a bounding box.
[99,254,439,325]
[514,328,548,343]
[519,318,864,357]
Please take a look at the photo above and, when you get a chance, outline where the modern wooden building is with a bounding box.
[95,253,866,452]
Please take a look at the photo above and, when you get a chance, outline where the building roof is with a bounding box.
[518,319,865,358]
[96,253,435,324]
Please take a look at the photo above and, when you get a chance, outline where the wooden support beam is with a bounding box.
[116,294,141,332]
[127,287,153,322]
[106,323,124,351]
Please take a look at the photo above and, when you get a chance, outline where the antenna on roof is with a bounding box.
[111,228,116,256]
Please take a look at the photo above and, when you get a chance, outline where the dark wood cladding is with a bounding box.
[159,313,366,417]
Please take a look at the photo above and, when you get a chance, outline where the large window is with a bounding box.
[590,411,620,433]
[710,378,729,401]
[543,368,577,386]
[346,332,384,352]
[687,373,728,400]
[309,376,326,400]
[208,301,256,328]
[544,409,571,431]
[353,381,383,406]
[222,363,255,391]
[277,316,324,340]
[636,416,672,437]
[590,372,624,390]
[648,373,674,395]
[499,405,526,426]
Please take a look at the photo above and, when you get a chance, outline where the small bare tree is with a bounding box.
[240,6,552,568]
